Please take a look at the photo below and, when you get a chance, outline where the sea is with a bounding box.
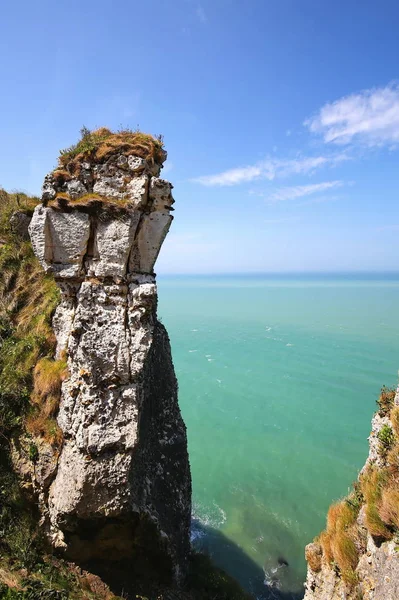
[157,273,399,599]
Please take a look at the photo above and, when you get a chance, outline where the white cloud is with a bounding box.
[196,4,207,23]
[191,153,348,186]
[296,194,342,207]
[264,216,301,224]
[267,180,344,203]
[305,82,399,147]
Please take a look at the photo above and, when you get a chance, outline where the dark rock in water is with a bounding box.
[277,556,289,568]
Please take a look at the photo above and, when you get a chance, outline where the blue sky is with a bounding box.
[1,0,399,273]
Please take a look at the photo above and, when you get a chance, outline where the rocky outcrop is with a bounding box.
[27,145,191,583]
[304,387,399,600]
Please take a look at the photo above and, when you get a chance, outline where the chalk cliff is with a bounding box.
[304,386,399,600]
[27,132,192,583]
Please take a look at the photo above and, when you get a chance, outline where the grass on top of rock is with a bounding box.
[58,126,165,175]
[48,192,140,217]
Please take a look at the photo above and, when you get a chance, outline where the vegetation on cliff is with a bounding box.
[0,188,250,599]
[307,385,399,591]
[57,126,165,176]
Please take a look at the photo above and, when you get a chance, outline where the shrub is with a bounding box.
[28,443,38,463]
[378,425,395,455]
[377,386,396,417]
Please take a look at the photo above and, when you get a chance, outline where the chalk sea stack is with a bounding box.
[25,129,192,584]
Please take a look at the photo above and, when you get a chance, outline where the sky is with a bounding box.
[1,0,399,273]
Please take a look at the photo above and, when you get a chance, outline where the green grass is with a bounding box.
[378,424,395,455]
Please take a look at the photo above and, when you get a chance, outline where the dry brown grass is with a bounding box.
[331,531,358,576]
[48,192,135,215]
[58,127,165,175]
[26,356,67,447]
[360,467,393,540]
[317,500,361,582]
[377,386,396,416]
[52,169,72,185]
[33,357,67,399]
[387,444,399,475]
[0,566,22,590]
[360,467,386,503]
[305,543,322,572]
[318,530,333,564]
[379,486,399,529]
[26,414,63,447]
[365,503,392,539]
[327,500,356,531]
[390,406,399,437]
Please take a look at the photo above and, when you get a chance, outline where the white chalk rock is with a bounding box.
[149,177,174,210]
[135,211,173,273]
[90,212,140,278]
[46,210,91,278]
[125,175,149,208]
[66,180,87,199]
[28,206,52,272]
[93,173,126,199]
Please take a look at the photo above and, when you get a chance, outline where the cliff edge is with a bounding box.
[304,385,399,600]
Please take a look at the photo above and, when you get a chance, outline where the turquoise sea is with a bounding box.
[157,274,399,599]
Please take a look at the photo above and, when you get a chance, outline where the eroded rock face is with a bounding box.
[28,152,191,583]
